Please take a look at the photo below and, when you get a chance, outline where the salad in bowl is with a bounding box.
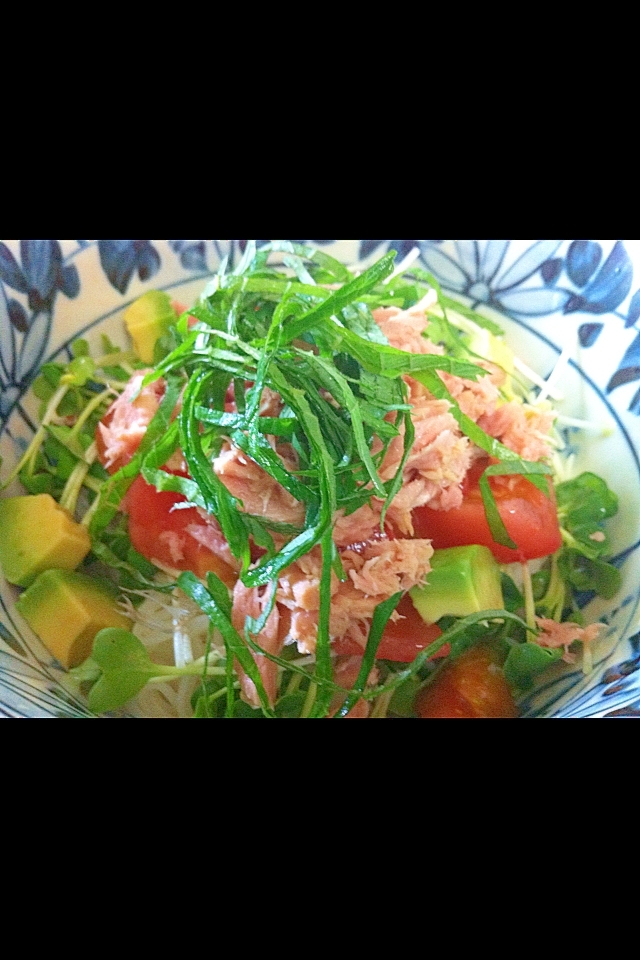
[0,239,638,718]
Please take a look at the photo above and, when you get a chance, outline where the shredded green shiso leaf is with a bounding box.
[2,241,622,717]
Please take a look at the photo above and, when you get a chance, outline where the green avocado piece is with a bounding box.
[16,569,130,668]
[124,290,177,363]
[410,545,504,624]
[0,494,91,587]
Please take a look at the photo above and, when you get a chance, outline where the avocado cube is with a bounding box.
[16,569,130,668]
[124,290,176,362]
[0,494,91,587]
[410,545,504,624]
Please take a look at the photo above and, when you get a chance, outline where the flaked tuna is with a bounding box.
[213,441,306,527]
[378,396,473,534]
[478,404,555,462]
[373,299,443,356]
[375,301,555,471]
[440,369,555,462]
[535,617,604,664]
[272,536,433,656]
[97,372,165,474]
[232,580,283,708]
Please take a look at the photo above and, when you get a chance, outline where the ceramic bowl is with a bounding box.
[1,240,638,718]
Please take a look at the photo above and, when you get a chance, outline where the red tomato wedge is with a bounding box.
[412,459,562,564]
[333,595,444,663]
[125,475,237,587]
[415,645,519,718]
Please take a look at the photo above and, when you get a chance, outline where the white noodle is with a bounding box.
[513,356,564,401]
[537,341,573,405]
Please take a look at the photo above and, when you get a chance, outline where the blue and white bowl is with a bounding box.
[1,240,638,718]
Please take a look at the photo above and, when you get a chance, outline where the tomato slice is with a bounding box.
[333,595,445,663]
[415,645,519,718]
[125,475,237,587]
[412,459,562,564]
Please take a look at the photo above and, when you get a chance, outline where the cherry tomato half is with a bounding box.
[125,475,237,587]
[415,645,518,718]
[333,595,444,663]
[412,459,562,564]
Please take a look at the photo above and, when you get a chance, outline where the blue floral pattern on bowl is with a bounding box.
[1,240,638,717]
